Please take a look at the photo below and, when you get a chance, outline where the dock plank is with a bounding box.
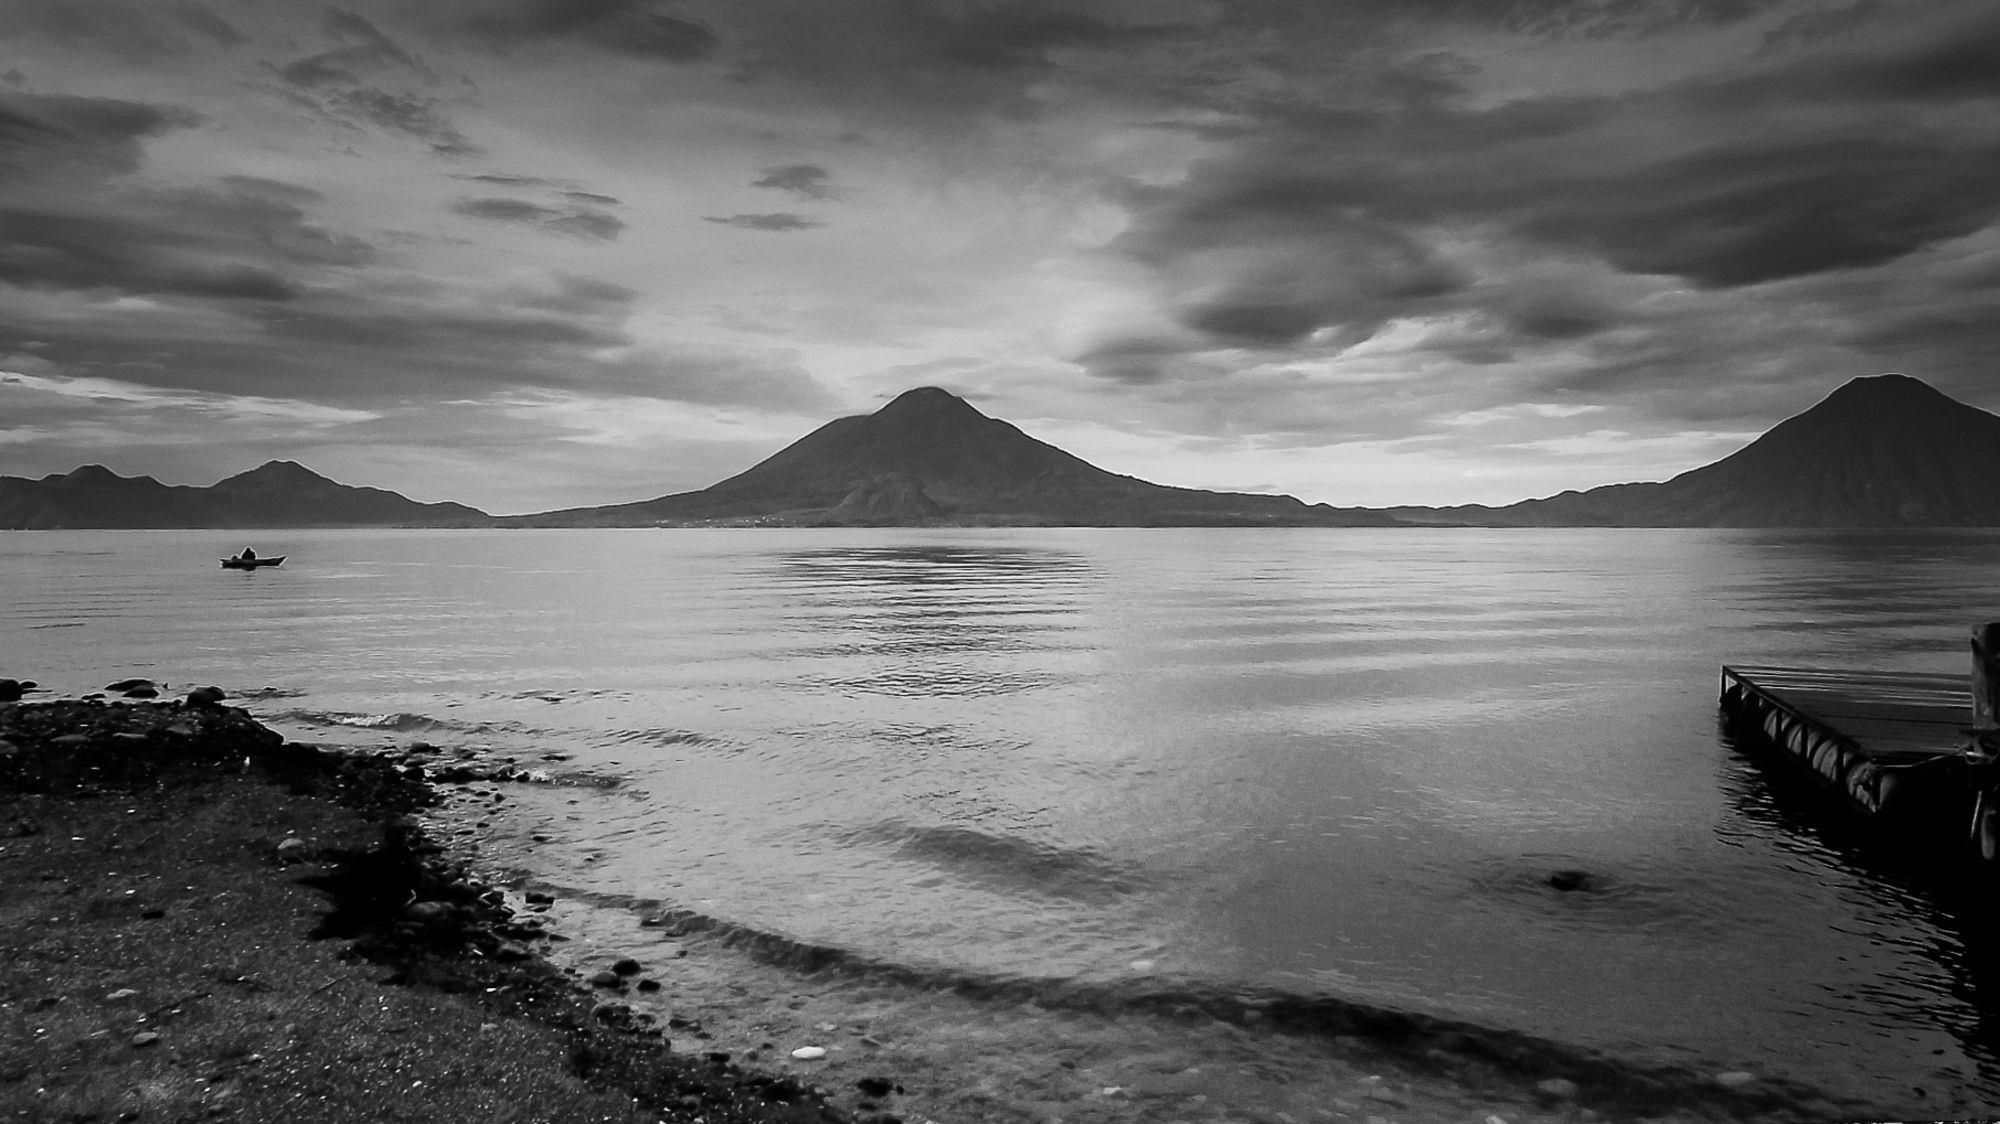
[1720,664,1977,823]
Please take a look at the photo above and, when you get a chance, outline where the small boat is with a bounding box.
[221,554,285,569]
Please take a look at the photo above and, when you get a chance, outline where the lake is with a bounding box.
[7,526,2000,1117]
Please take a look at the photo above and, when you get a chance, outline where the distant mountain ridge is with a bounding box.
[0,460,489,529]
[1393,374,2000,527]
[9,375,1996,530]
[508,386,1399,527]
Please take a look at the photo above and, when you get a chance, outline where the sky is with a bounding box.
[2,0,1997,514]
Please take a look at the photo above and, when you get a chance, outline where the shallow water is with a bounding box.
[8,526,2000,1116]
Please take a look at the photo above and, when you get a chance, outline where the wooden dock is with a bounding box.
[1720,664,1992,853]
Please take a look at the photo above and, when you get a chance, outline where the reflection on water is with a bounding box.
[769,545,1095,696]
[9,527,2000,1113]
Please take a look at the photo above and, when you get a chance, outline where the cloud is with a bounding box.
[0,96,369,304]
[703,213,822,232]
[452,197,626,239]
[274,6,426,87]
[0,90,200,190]
[264,8,476,155]
[751,163,838,200]
[0,0,244,64]
[1072,0,2000,399]
[455,172,563,187]
[458,0,718,63]
[563,190,622,206]
[320,87,481,156]
[2,367,376,425]
[2,170,378,301]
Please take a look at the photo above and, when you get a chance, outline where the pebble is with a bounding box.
[274,838,309,863]
[403,900,452,925]
[1715,1070,1757,1089]
[790,1046,827,1060]
[105,678,155,693]
[493,941,532,962]
[106,989,139,1002]
[184,686,226,707]
[611,957,642,976]
[636,979,662,993]
[1535,1077,1579,1100]
[589,971,624,988]
[131,1032,161,1048]
[855,1077,895,1098]
[524,891,555,905]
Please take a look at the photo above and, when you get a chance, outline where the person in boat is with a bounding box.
[238,547,256,561]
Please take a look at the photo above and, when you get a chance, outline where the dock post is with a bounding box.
[1971,625,2000,863]
[1975,623,2000,734]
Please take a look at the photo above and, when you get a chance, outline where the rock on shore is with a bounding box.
[0,692,850,1124]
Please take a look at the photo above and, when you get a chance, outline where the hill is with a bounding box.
[1393,374,2000,527]
[0,461,491,529]
[510,387,1399,527]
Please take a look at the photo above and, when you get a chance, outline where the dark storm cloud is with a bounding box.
[0,0,243,63]
[0,173,374,301]
[0,92,331,303]
[751,164,836,201]
[1517,135,2000,287]
[0,208,304,299]
[458,0,718,63]
[704,213,822,232]
[1110,195,1467,349]
[1087,1,2000,382]
[0,90,199,187]
[452,197,626,239]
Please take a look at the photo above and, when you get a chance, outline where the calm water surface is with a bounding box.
[7,527,2000,1114]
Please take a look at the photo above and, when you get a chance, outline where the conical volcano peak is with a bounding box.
[872,386,988,425]
[233,459,321,480]
[1817,372,1955,410]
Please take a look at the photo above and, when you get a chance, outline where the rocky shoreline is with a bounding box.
[0,686,862,1123]
[1,683,1870,1124]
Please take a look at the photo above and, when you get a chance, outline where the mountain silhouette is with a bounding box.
[0,460,490,529]
[1399,374,2000,526]
[512,386,1396,527]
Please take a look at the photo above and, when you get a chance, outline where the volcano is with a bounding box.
[1402,374,2000,527]
[512,386,1395,527]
